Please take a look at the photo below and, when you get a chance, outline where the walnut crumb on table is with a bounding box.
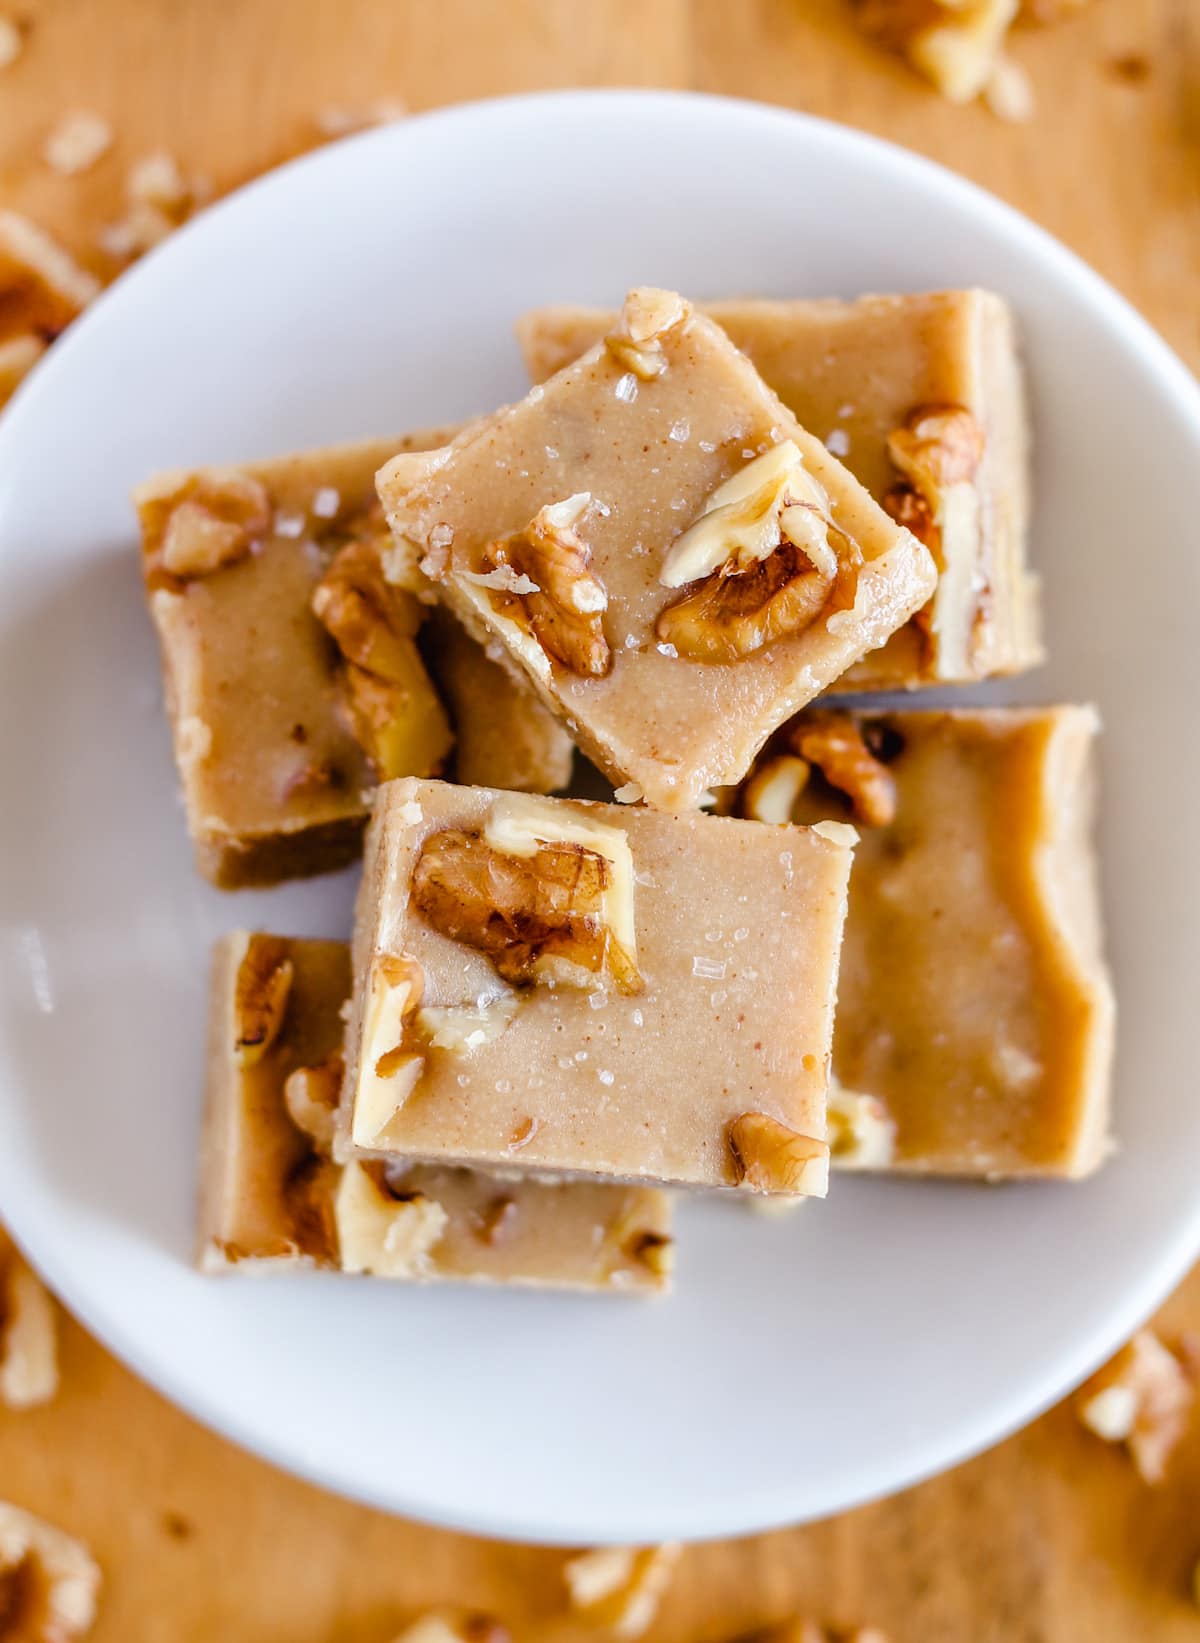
[0,1501,100,1641]
[43,110,113,176]
[0,1230,58,1410]
[1076,1328,1195,1482]
[563,1543,681,1638]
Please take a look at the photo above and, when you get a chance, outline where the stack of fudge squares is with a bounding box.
[137,286,1115,1296]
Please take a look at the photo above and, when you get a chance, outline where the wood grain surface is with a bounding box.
[2,2,1199,1639]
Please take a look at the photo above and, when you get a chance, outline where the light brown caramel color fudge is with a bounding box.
[341,779,854,1195]
[380,290,935,812]
[517,290,1036,689]
[201,932,673,1292]
[136,432,570,888]
[737,707,1114,1178]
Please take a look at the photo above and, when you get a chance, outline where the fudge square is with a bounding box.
[516,290,1038,690]
[378,288,936,812]
[736,706,1115,1178]
[136,430,570,889]
[340,779,856,1195]
[202,932,673,1291]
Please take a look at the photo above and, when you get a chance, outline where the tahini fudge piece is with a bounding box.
[136,431,570,888]
[516,290,1037,688]
[340,779,855,1195]
[379,289,936,812]
[0,209,100,406]
[735,706,1115,1178]
[201,932,673,1291]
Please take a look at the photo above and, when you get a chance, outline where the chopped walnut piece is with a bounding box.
[43,110,112,176]
[334,1162,448,1277]
[857,0,1019,103]
[412,800,641,996]
[314,527,453,779]
[656,442,843,664]
[791,714,897,828]
[136,469,272,581]
[1077,1330,1195,1482]
[740,754,811,825]
[605,287,690,380]
[479,493,611,678]
[283,1053,344,1155]
[826,1082,897,1170]
[0,212,100,406]
[564,1542,681,1639]
[882,482,936,549]
[0,1235,58,1410]
[312,535,421,677]
[887,404,985,499]
[627,1230,675,1278]
[390,1610,510,1643]
[0,1501,101,1642]
[414,996,520,1054]
[233,935,294,1066]
[729,1112,830,1196]
[353,954,426,1146]
[282,1155,340,1263]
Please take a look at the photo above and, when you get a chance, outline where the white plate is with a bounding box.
[1,90,1198,1545]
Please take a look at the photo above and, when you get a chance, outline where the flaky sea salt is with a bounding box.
[656,641,678,659]
[825,428,851,457]
[614,373,638,403]
[698,439,716,453]
[273,509,306,539]
[692,956,727,981]
[311,485,340,518]
[669,418,690,443]
[598,1069,615,1087]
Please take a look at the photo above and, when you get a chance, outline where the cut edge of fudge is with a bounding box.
[200,931,674,1292]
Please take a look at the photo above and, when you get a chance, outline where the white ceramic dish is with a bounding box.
[1,90,1198,1545]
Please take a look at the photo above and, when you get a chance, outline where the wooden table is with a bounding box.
[2,3,1199,1638]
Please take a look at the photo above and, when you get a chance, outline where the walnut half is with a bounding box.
[474,492,612,679]
[0,1501,101,1642]
[656,442,847,664]
[411,796,641,996]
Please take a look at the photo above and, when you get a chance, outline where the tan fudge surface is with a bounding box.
[201,933,673,1292]
[342,779,854,1192]
[760,707,1113,1178]
[516,290,1037,689]
[379,294,935,812]
[137,430,568,889]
